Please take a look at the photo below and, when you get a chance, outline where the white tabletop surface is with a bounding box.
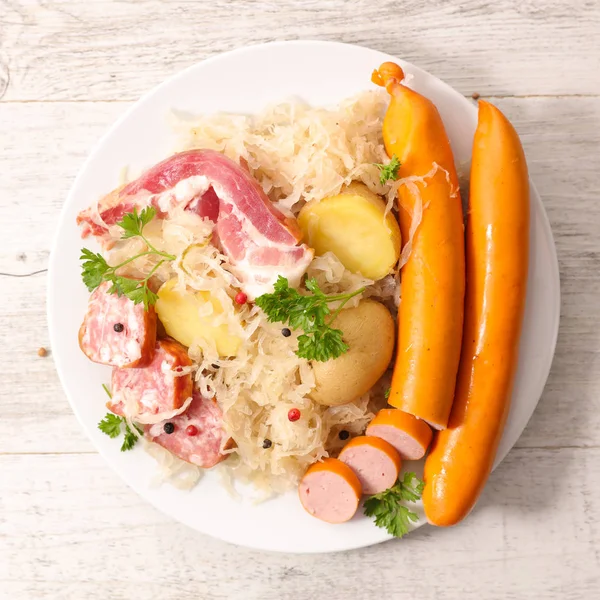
[1,1,599,599]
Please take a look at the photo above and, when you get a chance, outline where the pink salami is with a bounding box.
[145,391,231,468]
[108,338,192,424]
[78,281,157,368]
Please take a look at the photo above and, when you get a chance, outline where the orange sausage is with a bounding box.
[372,63,465,430]
[339,436,401,494]
[298,458,362,523]
[423,100,530,526]
[366,409,433,460]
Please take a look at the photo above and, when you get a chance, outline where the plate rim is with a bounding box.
[47,39,561,553]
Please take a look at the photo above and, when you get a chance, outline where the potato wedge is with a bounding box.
[156,279,241,357]
[310,300,395,406]
[298,182,401,280]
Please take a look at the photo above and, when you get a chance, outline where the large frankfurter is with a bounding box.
[372,62,465,430]
[423,101,530,526]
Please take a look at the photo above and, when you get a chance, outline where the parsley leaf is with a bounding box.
[374,154,401,185]
[80,248,110,292]
[384,387,391,399]
[255,276,364,362]
[98,412,142,452]
[98,413,123,439]
[79,208,175,310]
[117,206,157,239]
[363,472,424,538]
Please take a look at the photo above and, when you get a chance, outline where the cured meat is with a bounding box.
[77,149,314,298]
[298,458,362,523]
[366,409,433,461]
[145,391,232,468]
[338,436,401,495]
[108,338,193,424]
[78,281,157,368]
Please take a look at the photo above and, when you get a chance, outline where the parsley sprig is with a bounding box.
[80,207,176,310]
[374,154,401,185]
[98,412,143,452]
[363,472,424,538]
[255,276,364,362]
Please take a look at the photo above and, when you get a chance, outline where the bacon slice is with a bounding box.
[77,150,313,297]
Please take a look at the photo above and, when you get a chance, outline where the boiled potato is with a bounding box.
[298,182,401,280]
[156,279,241,357]
[310,300,395,406]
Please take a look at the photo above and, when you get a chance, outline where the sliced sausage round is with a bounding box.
[366,408,433,461]
[338,436,401,495]
[145,391,232,468]
[79,281,157,368]
[108,338,192,424]
[299,458,362,524]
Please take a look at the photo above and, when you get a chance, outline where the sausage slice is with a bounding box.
[108,338,192,424]
[366,409,433,460]
[339,436,401,495]
[145,391,232,468]
[79,281,157,368]
[299,458,362,524]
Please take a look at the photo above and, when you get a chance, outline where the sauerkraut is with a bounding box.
[105,91,419,496]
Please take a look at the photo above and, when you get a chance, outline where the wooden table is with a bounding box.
[1,1,599,598]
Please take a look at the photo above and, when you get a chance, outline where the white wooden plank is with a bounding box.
[1,447,598,599]
[1,0,599,102]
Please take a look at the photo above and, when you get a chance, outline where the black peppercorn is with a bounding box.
[281,327,291,337]
[262,439,272,449]
[211,363,220,369]
[113,323,124,333]
[338,429,350,441]
[163,422,175,434]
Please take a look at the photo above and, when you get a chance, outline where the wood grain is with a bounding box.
[1,448,598,599]
[1,1,600,597]
[1,0,599,101]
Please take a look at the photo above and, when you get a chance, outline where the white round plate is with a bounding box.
[48,40,560,553]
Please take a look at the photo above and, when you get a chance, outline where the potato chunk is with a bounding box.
[310,300,395,406]
[298,182,401,280]
[156,279,241,357]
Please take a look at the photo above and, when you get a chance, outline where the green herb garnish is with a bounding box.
[98,412,143,452]
[255,276,364,362]
[80,207,175,310]
[374,154,401,185]
[363,472,424,538]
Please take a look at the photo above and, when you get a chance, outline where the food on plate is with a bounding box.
[308,300,395,406]
[75,65,533,541]
[77,149,314,299]
[338,435,401,494]
[298,457,362,523]
[156,278,241,356]
[423,101,530,527]
[145,391,233,468]
[78,280,157,367]
[108,338,193,424]
[366,409,432,460]
[373,62,465,430]
[298,182,401,280]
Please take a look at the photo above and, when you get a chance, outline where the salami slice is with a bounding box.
[145,391,232,468]
[108,338,192,424]
[79,281,157,368]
